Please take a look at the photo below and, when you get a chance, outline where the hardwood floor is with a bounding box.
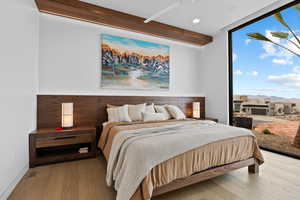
[8,151,300,200]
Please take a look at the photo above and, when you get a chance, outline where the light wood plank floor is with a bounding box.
[8,151,300,200]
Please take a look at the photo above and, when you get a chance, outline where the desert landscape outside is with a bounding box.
[233,95,300,156]
[232,3,300,157]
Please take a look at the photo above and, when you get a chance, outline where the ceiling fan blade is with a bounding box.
[144,0,182,23]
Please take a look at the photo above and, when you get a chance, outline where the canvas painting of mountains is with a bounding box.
[101,34,170,90]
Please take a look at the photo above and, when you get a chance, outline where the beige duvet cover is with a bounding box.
[98,120,264,200]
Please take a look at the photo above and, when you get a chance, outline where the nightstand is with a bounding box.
[29,126,97,168]
[199,117,218,123]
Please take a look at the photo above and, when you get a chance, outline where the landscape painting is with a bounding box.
[101,34,170,90]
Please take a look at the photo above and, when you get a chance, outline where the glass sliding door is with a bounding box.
[229,1,300,158]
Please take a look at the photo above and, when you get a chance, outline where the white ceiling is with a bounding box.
[81,0,281,35]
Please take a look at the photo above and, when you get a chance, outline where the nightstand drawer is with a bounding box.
[36,133,94,148]
[200,117,218,123]
[30,126,97,167]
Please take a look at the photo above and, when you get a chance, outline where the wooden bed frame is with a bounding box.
[153,158,259,196]
[36,95,259,196]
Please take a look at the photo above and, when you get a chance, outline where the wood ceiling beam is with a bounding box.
[35,0,213,46]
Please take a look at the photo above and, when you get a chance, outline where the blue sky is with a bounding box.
[102,34,169,52]
[232,4,300,98]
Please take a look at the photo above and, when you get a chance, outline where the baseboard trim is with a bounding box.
[0,164,28,200]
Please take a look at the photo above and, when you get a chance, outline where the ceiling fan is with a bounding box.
[144,0,197,23]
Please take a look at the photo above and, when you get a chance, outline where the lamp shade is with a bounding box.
[193,102,201,118]
[62,103,74,128]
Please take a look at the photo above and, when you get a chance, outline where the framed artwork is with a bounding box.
[101,34,170,90]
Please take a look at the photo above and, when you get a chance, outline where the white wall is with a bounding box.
[199,33,229,123]
[38,14,204,97]
[0,0,38,199]
[199,0,294,124]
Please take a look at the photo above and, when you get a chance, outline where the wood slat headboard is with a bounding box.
[37,95,205,129]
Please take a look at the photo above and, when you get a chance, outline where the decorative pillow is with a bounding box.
[142,112,166,122]
[107,104,131,122]
[166,105,186,119]
[106,104,116,108]
[128,103,146,121]
[145,103,155,113]
[154,105,172,120]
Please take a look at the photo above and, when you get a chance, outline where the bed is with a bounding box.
[36,95,264,200]
[98,119,264,200]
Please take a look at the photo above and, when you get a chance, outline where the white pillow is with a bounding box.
[145,103,155,113]
[166,105,186,119]
[128,103,146,121]
[107,104,131,122]
[154,105,172,120]
[142,112,166,122]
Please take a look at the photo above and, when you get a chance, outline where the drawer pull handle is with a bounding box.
[54,136,76,140]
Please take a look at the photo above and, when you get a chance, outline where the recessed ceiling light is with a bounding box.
[193,18,200,24]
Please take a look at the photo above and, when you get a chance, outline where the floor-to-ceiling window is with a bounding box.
[229,1,300,158]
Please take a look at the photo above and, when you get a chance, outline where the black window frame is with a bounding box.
[228,0,300,125]
[228,0,300,159]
